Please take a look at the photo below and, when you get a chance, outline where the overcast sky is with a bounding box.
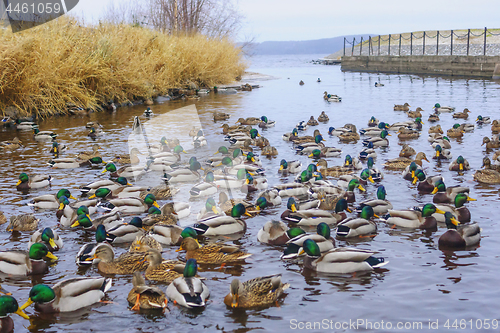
[71,0,500,42]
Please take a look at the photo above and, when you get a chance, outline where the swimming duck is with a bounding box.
[0,137,22,151]
[76,144,101,161]
[428,125,443,135]
[281,222,335,259]
[19,277,112,313]
[79,177,131,197]
[281,205,337,226]
[87,126,103,139]
[189,172,217,198]
[315,159,352,177]
[273,182,309,197]
[59,198,98,227]
[143,249,188,283]
[384,203,445,229]
[476,115,491,125]
[438,212,480,249]
[193,203,249,236]
[48,156,105,169]
[356,185,393,215]
[449,156,470,172]
[383,151,429,170]
[452,108,470,119]
[359,142,377,160]
[149,226,197,246]
[0,211,6,226]
[162,161,203,183]
[257,221,304,245]
[394,103,410,111]
[446,124,464,138]
[142,206,177,227]
[105,217,146,243]
[360,122,389,137]
[413,170,443,192]
[397,127,420,140]
[279,159,302,174]
[262,146,278,156]
[318,111,329,122]
[428,112,440,122]
[102,162,147,179]
[406,107,423,119]
[128,272,167,311]
[336,206,378,238]
[102,194,160,214]
[374,82,384,87]
[402,162,419,182]
[492,120,500,134]
[236,117,261,125]
[433,103,455,113]
[482,137,500,149]
[224,275,289,309]
[85,245,148,274]
[75,225,112,265]
[256,189,282,206]
[16,173,52,191]
[112,148,141,165]
[258,116,276,128]
[143,107,154,117]
[0,243,58,275]
[323,91,342,102]
[307,116,319,126]
[339,131,360,142]
[6,214,39,232]
[431,180,471,204]
[49,141,67,155]
[398,144,415,158]
[474,157,500,184]
[166,259,209,308]
[28,227,63,251]
[343,178,366,203]
[433,145,452,160]
[362,130,390,147]
[214,112,230,121]
[429,193,475,223]
[0,295,30,330]
[300,239,387,273]
[176,237,252,264]
[33,128,57,141]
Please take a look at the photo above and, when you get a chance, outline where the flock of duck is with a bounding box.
[0,94,497,329]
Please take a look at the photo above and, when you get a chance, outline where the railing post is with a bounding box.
[352,37,355,56]
[410,32,413,56]
[343,37,346,56]
[484,27,487,56]
[423,31,426,55]
[436,31,439,55]
[467,29,470,56]
[388,34,391,56]
[369,36,372,55]
[378,36,380,56]
[399,33,402,56]
[360,36,363,56]
[451,30,453,55]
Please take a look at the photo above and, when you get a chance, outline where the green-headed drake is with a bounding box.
[336,206,378,238]
[16,173,52,191]
[438,212,480,249]
[384,203,445,229]
[0,243,57,276]
[166,259,209,308]
[281,222,334,259]
[28,227,63,252]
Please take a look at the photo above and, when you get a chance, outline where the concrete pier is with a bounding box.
[341,55,500,78]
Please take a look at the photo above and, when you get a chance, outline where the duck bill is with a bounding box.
[58,203,65,210]
[308,153,313,158]
[412,176,418,185]
[291,204,297,212]
[346,207,352,213]
[279,165,284,171]
[0,286,11,295]
[45,252,58,261]
[49,238,57,250]
[467,196,477,201]
[424,157,430,163]
[367,176,374,183]
[85,254,98,262]
[231,294,239,308]
[153,201,160,209]
[175,246,184,252]
[70,221,80,228]
[15,308,30,319]
[436,151,440,158]
[345,161,350,166]
[357,185,366,192]
[69,195,77,200]
[298,249,305,256]
[373,213,380,218]
[431,187,438,195]
[211,206,219,214]
[101,168,107,174]
[459,163,463,171]
[19,298,34,311]
[411,170,415,178]
[16,180,22,186]
[435,208,446,214]
[88,194,97,199]
[451,217,460,226]
[244,211,253,217]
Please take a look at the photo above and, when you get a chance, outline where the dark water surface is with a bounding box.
[1,54,500,332]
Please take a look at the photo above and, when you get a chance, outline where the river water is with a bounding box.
[1,53,500,332]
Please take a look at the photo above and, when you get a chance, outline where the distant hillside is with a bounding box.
[244,35,371,55]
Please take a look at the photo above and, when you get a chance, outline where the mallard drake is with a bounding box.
[356,186,393,215]
[193,204,249,236]
[367,116,379,127]
[0,243,57,276]
[300,239,388,273]
[278,159,302,174]
[438,213,480,249]
[336,206,378,238]
[318,111,329,122]
[337,169,373,189]
[433,103,455,113]
[162,161,203,183]
[360,122,389,136]
[128,272,167,311]
[224,274,289,309]
[258,116,276,128]
[431,180,471,204]
[406,107,423,118]
[359,143,377,160]
[452,108,470,119]
[85,245,147,274]
[257,221,303,245]
[474,158,500,184]
[75,225,112,265]
[428,193,474,223]
[281,207,337,226]
[449,156,470,172]
[323,91,341,102]
[16,173,52,191]
[256,189,282,206]
[362,130,390,147]
[281,222,335,259]
[166,259,209,308]
[273,183,309,197]
[80,177,131,196]
[150,226,197,246]
[399,144,416,158]
[460,123,475,132]
[482,137,500,149]
[49,141,67,155]
[476,115,491,125]
[101,194,160,214]
[59,197,98,227]
[384,203,445,229]
[383,152,429,170]
[102,162,147,179]
[328,125,354,136]
[19,277,112,313]
[0,137,22,151]
[104,217,146,244]
[433,145,452,160]
[0,295,30,330]
[344,179,366,203]
[48,157,104,169]
[446,124,464,138]
[176,237,252,264]
[413,170,443,193]
[402,162,419,182]
[374,82,384,87]
[214,112,230,121]
[33,128,57,141]
[87,126,103,139]
[394,103,410,111]
[6,214,39,232]
[28,227,63,251]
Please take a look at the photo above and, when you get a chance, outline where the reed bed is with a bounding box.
[0,18,246,117]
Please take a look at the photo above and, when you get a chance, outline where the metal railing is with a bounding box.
[343,28,500,57]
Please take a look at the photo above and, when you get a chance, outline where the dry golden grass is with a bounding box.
[0,18,246,117]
